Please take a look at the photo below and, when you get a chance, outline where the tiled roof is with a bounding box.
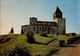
[37,21,53,23]
[21,21,57,27]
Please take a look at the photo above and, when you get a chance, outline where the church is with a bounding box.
[21,6,66,35]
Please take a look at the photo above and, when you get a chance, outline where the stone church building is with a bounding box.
[21,7,66,34]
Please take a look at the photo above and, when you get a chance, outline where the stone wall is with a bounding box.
[22,25,57,34]
[21,26,30,34]
[53,18,66,35]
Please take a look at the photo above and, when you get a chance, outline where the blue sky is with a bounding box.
[0,0,80,34]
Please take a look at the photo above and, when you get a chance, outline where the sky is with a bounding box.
[0,0,80,35]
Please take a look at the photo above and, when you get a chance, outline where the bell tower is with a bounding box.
[53,6,66,35]
[53,6,62,19]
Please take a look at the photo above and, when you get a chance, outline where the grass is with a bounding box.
[34,34,56,44]
[57,35,73,40]
[57,35,73,44]
[48,35,74,47]
[0,34,76,56]
[29,44,58,56]
[0,34,58,56]
[75,34,80,37]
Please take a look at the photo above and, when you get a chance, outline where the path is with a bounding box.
[52,40,80,56]
[48,39,57,46]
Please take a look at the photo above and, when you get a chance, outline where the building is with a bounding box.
[21,6,66,34]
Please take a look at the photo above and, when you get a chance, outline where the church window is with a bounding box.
[53,29,55,34]
[42,27,44,32]
[40,27,41,31]
[33,27,35,31]
[48,27,49,33]
[50,27,51,30]
[48,27,49,30]
[45,27,47,31]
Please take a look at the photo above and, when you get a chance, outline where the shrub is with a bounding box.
[67,37,80,44]
[72,33,77,36]
[66,33,77,36]
[40,32,48,37]
[8,46,31,56]
[26,31,35,43]
[59,40,65,47]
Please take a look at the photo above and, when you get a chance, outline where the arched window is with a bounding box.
[48,27,49,33]
[48,27,49,31]
[50,27,51,30]
[53,29,55,34]
[39,27,41,31]
[45,27,47,31]
[33,27,35,31]
[42,27,44,32]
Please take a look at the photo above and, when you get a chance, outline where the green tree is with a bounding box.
[21,29,24,34]
[26,31,35,43]
[9,27,14,34]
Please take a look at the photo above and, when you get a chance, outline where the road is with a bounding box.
[52,40,80,56]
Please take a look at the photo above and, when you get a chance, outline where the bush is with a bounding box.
[59,40,65,47]
[8,46,31,56]
[26,31,35,43]
[0,46,31,56]
[66,33,77,36]
[67,37,80,44]
[40,32,48,37]
[72,33,77,36]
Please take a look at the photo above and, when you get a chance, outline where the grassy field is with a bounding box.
[0,34,76,56]
[50,35,74,47]
[0,34,58,56]
[34,34,56,44]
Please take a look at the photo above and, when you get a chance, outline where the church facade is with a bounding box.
[21,7,66,34]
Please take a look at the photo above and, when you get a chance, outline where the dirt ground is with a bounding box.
[52,40,80,56]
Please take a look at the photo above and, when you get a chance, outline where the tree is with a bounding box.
[21,29,24,34]
[26,31,35,43]
[9,27,14,34]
